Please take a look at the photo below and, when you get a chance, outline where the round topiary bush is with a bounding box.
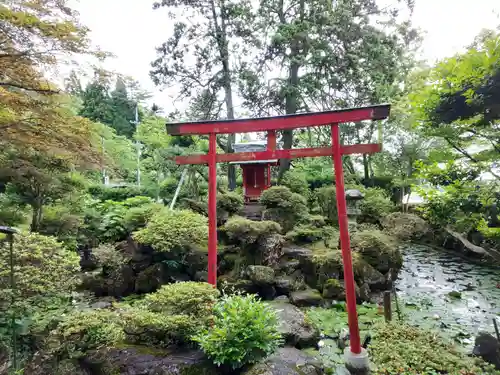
[217,192,244,216]
[44,309,124,359]
[193,293,283,369]
[280,170,309,196]
[0,232,80,313]
[133,209,208,252]
[350,229,402,274]
[260,186,308,232]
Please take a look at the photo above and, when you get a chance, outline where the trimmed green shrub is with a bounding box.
[137,281,220,316]
[370,323,498,374]
[121,309,199,347]
[217,192,244,216]
[0,233,80,314]
[193,293,282,369]
[359,188,394,224]
[121,282,220,348]
[38,205,83,250]
[87,184,153,201]
[260,186,309,232]
[133,209,208,252]
[44,310,124,359]
[223,216,281,248]
[122,202,163,232]
[350,229,402,274]
[280,170,309,196]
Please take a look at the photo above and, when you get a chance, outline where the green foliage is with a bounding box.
[350,229,402,273]
[316,186,339,224]
[138,281,219,316]
[217,192,244,216]
[121,282,219,347]
[44,310,124,359]
[370,324,499,374]
[93,244,129,271]
[0,232,80,314]
[87,184,153,201]
[410,31,500,178]
[416,181,498,242]
[359,188,395,223]
[285,215,332,244]
[223,216,281,247]
[121,309,199,347]
[193,293,282,369]
[280,170,309,196]
[260,186,309,232]
[38,204,83,250]
[122,202,163,232]
[133,209,208,252]
[0,193,28,227]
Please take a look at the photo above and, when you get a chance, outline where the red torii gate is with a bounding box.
[166,103,390,356]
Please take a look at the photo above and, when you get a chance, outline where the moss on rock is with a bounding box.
[351,229,403,274]
[247,265,275,285]
[381,212,431,241]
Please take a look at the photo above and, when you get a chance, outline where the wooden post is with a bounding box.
[383,291,392,322]
[332,124,361,355]
[207,133,218,286]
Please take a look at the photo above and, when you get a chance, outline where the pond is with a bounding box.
[396,243,500,348]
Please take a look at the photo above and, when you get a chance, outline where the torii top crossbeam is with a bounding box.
[167,104,389,135]
[165,103,390,358]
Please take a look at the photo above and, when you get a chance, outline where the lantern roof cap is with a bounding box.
[345,189,365,200]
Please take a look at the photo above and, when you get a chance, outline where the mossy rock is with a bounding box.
[351,229,403,274]
[300,243,344,290]
[87,347,218,375]
[290,288,323,307]
[134,263,163,294]
[322,278,345,299]
[247,265,275,286]
[381,212,431,241]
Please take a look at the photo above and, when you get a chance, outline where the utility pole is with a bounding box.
[130,105,141,187]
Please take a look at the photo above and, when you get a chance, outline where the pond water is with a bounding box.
[396,244,500,348]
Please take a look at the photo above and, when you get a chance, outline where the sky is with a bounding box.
[69,0,500,112]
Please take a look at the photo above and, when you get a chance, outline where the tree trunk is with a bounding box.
[278,0,303,182]
[30,203,42,232]
[212,0,236,190]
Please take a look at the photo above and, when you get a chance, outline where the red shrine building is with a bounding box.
[230,141,277,202]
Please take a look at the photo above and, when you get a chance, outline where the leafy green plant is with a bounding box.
[133,209,208,252]
[137,281,220,316]
[217,192,244,216]
[44,310,124,359]
[0,232,80,314]
[120,282,219,348]
[260,186,309,232]
[370,324,499,374]
[280,170,309,196]
[359,187,395,223]
[193,293,283,369]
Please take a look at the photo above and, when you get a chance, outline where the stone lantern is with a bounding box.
[345,189,365,232]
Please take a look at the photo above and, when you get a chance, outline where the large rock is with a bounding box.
[247,265,275,286]
[258,233,285,267]
[270,301,319,348]
[322,279,345,299]
[85,347,217,375]
[354,260,387,291]
[350,230,403,274]
[242,348,323,375]
[290,288,323,307]
[381,212,431,242]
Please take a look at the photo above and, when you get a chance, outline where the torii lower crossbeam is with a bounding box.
[166,103,390,358]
